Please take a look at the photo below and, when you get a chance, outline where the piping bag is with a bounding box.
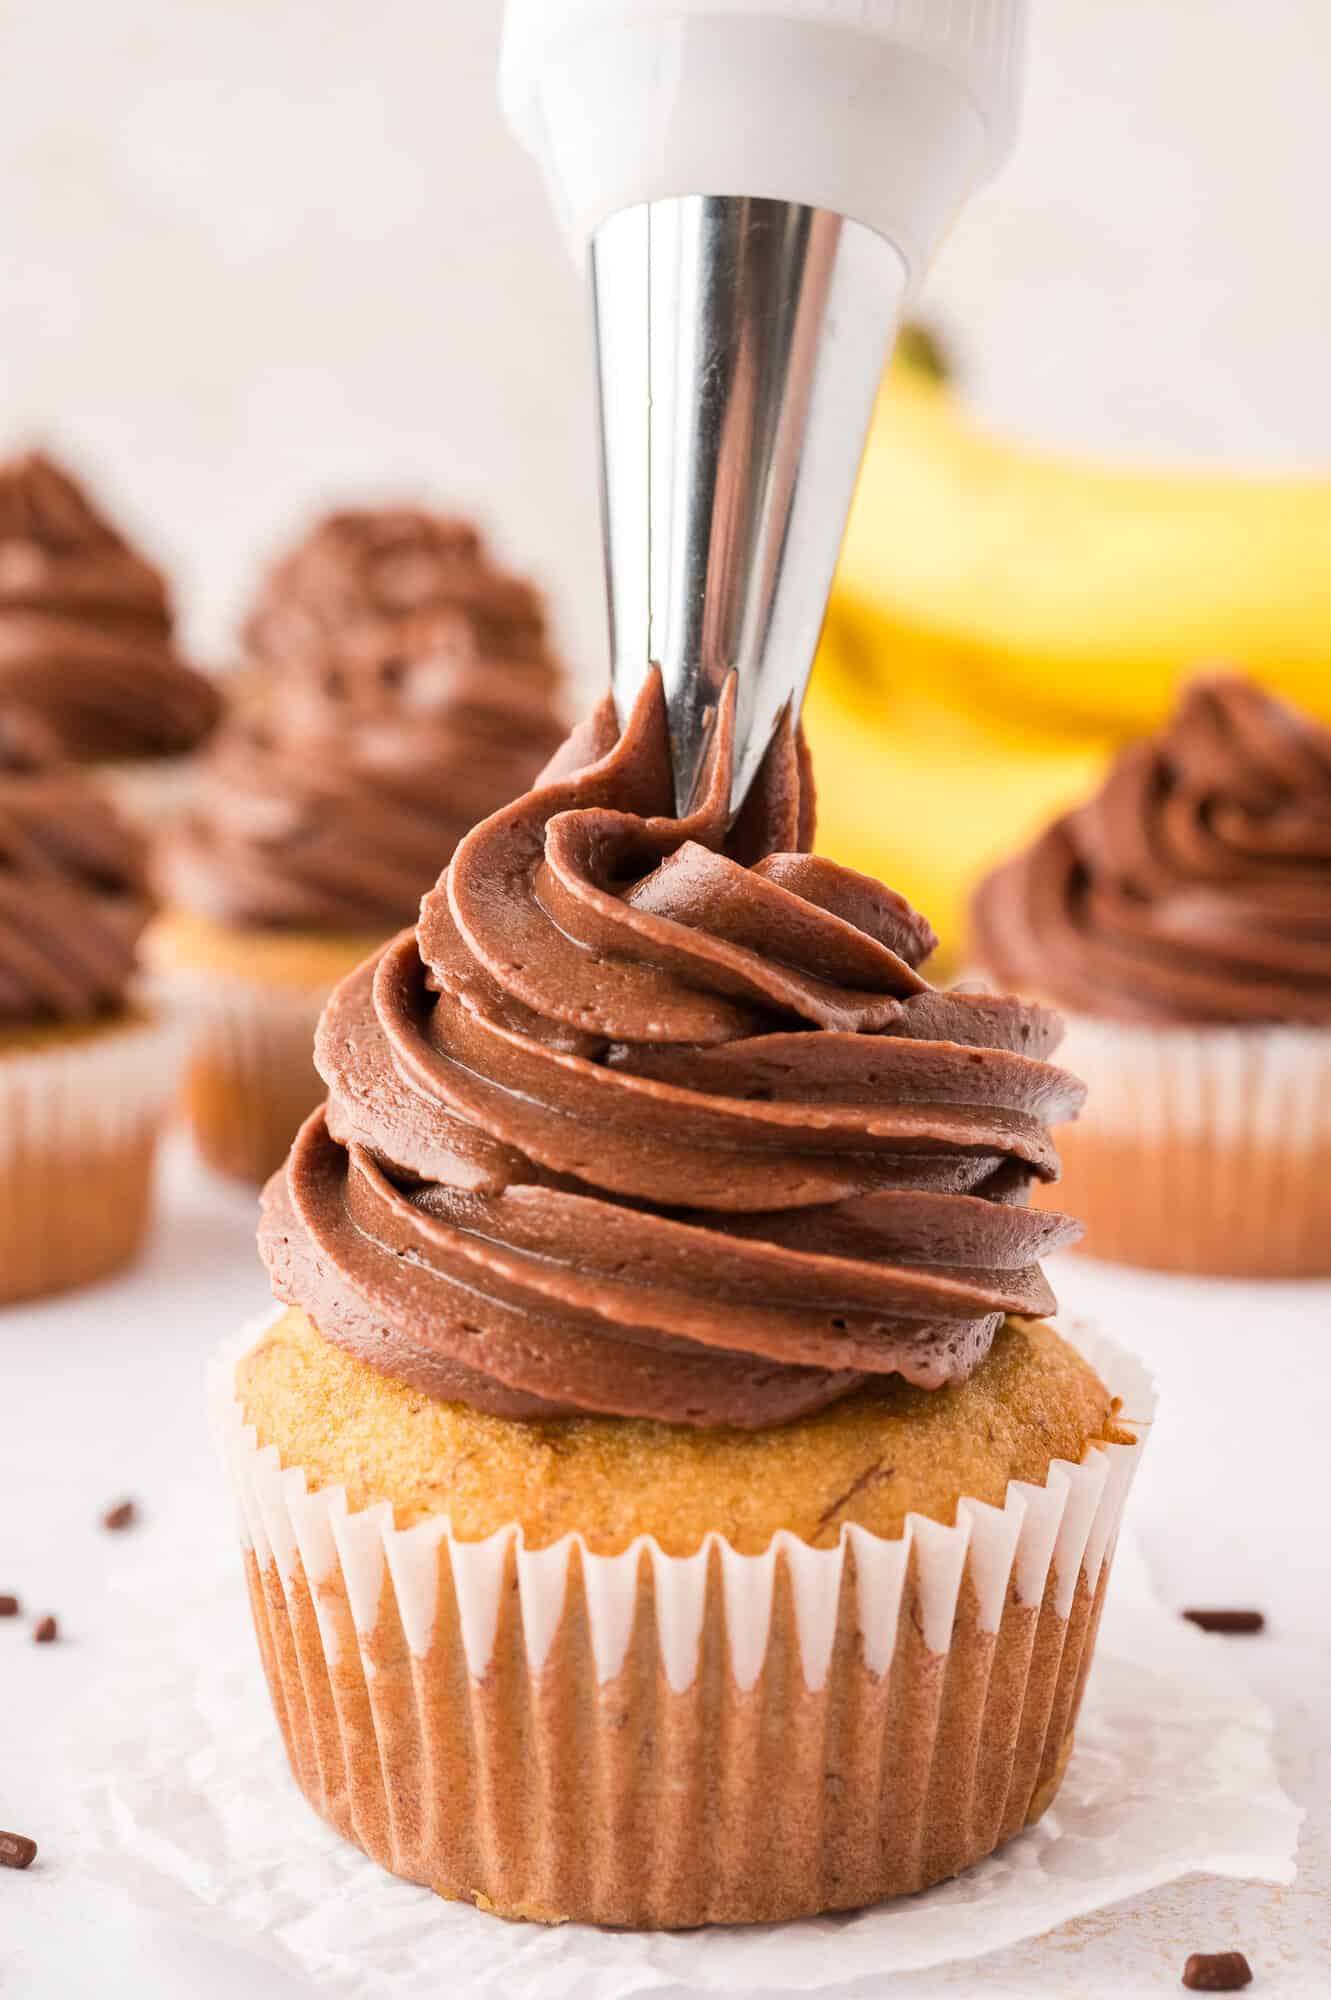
[502,0,1026,816]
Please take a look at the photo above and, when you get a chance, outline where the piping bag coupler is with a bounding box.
[502,0,1026,816]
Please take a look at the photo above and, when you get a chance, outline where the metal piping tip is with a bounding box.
[590,195,906,818]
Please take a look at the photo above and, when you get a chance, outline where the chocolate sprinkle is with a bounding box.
[1183,1609,1265,1636]
[102,1498,137,1532]
[32,1615,58,1644]
[0,1594,18,1617]
[0,1832,37,1870]
[1182,1950,1253,1991]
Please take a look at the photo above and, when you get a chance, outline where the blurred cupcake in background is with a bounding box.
[972,673,1331,1276]
[0,718,181,1301]
[149,513,566,1185]
[0,449,220,825]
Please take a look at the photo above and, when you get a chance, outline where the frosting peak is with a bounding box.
[972,674,1331,1026]
[261,674,1085,1428]
[0,449,219,763]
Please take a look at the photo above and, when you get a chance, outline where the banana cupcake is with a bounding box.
[0,720,180,1301]
[972,673,1331,1275]
[151,588,565,1184]
[0,449,220,823]
[216,671,1151,1928]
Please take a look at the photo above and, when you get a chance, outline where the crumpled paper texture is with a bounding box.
[64,1507,1299,1999]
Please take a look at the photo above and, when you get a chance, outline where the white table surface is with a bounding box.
[3,1137,1329,1998]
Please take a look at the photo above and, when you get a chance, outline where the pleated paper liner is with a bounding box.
[0,1007,181,1302]
[1034,1014,1331,1276]
[213,1320,1152,1929]
[164,970,331,1185]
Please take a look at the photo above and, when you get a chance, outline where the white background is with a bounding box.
[5,1,1331,692]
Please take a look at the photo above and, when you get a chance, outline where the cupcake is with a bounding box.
[971,673,1331,1276]
[0,721,180,1301]
[150,579,565,1185]
[0,449,220,823]
[216,671,1151,1928]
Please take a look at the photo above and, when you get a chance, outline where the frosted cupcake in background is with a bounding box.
[218,671,1151,1927]
[972,673,1331,1275]
[0,719,181,1301]
[149,518,565,1185]
[0,449,220,824]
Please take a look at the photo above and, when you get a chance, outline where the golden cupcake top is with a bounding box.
[240,1306,1127,1553]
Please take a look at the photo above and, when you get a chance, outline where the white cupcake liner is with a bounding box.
[163,963,332,1059]
[0,1005,182,1298]
[211,1315,1152,1926]
[0,1003,182,1164]
[1050,1012,1331,1274]
[155,967,332,1184]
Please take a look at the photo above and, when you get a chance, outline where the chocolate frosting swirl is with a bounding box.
[242,507,547,677]
[158,606,564,933]
[260,673,1085,1428]
[973,674,1331,1026]
[0,451,220,763]
[0,723,150,1020]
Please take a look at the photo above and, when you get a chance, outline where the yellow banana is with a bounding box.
[806,349,1331,967]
